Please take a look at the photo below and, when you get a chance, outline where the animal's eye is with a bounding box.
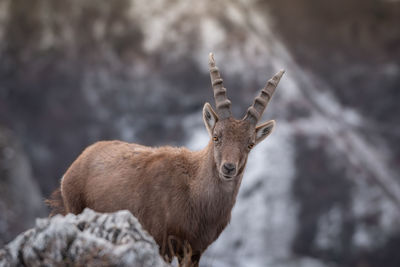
[248,143,254,149]
[213,136,219,142]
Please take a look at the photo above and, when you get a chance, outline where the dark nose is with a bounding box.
[223,163,236,174]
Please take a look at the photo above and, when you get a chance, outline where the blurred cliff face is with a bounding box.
[0,127,45,246]
[0,0,399,266]
[269,0,400,136]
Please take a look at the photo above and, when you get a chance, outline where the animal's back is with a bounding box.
[60,140,198,247]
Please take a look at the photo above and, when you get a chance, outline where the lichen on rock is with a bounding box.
[0,208,169,267]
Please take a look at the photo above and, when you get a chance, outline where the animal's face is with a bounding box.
[203,103,275,181]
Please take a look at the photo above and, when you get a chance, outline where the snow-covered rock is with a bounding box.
[0,208,168,267]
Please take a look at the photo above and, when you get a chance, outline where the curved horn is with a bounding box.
[243,70,285,125]
[209,53,231,119]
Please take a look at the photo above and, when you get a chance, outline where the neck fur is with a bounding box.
[190,141,243,213]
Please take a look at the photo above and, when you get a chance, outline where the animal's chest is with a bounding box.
[167,198,232,252]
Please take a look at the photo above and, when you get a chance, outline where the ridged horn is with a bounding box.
[209,53,231,119]
[243,70,285,125]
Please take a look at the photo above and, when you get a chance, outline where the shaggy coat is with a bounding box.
[47,53,284,266]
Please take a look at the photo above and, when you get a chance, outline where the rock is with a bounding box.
[0,208,169,267]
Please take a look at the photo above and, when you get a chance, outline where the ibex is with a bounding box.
[47,53,284,266]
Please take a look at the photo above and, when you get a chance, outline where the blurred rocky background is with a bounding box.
[0,0,399,266]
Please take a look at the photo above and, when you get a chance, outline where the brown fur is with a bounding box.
[45,187,66,216]
[51,117,274,265]
[47,54,283,266]
[58,137,243,263]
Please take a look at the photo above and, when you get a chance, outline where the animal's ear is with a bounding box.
[203,102,218,136]
[255,120,275,145]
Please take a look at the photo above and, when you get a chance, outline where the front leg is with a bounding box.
[167,237,201,267]
[189,252,202,267]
